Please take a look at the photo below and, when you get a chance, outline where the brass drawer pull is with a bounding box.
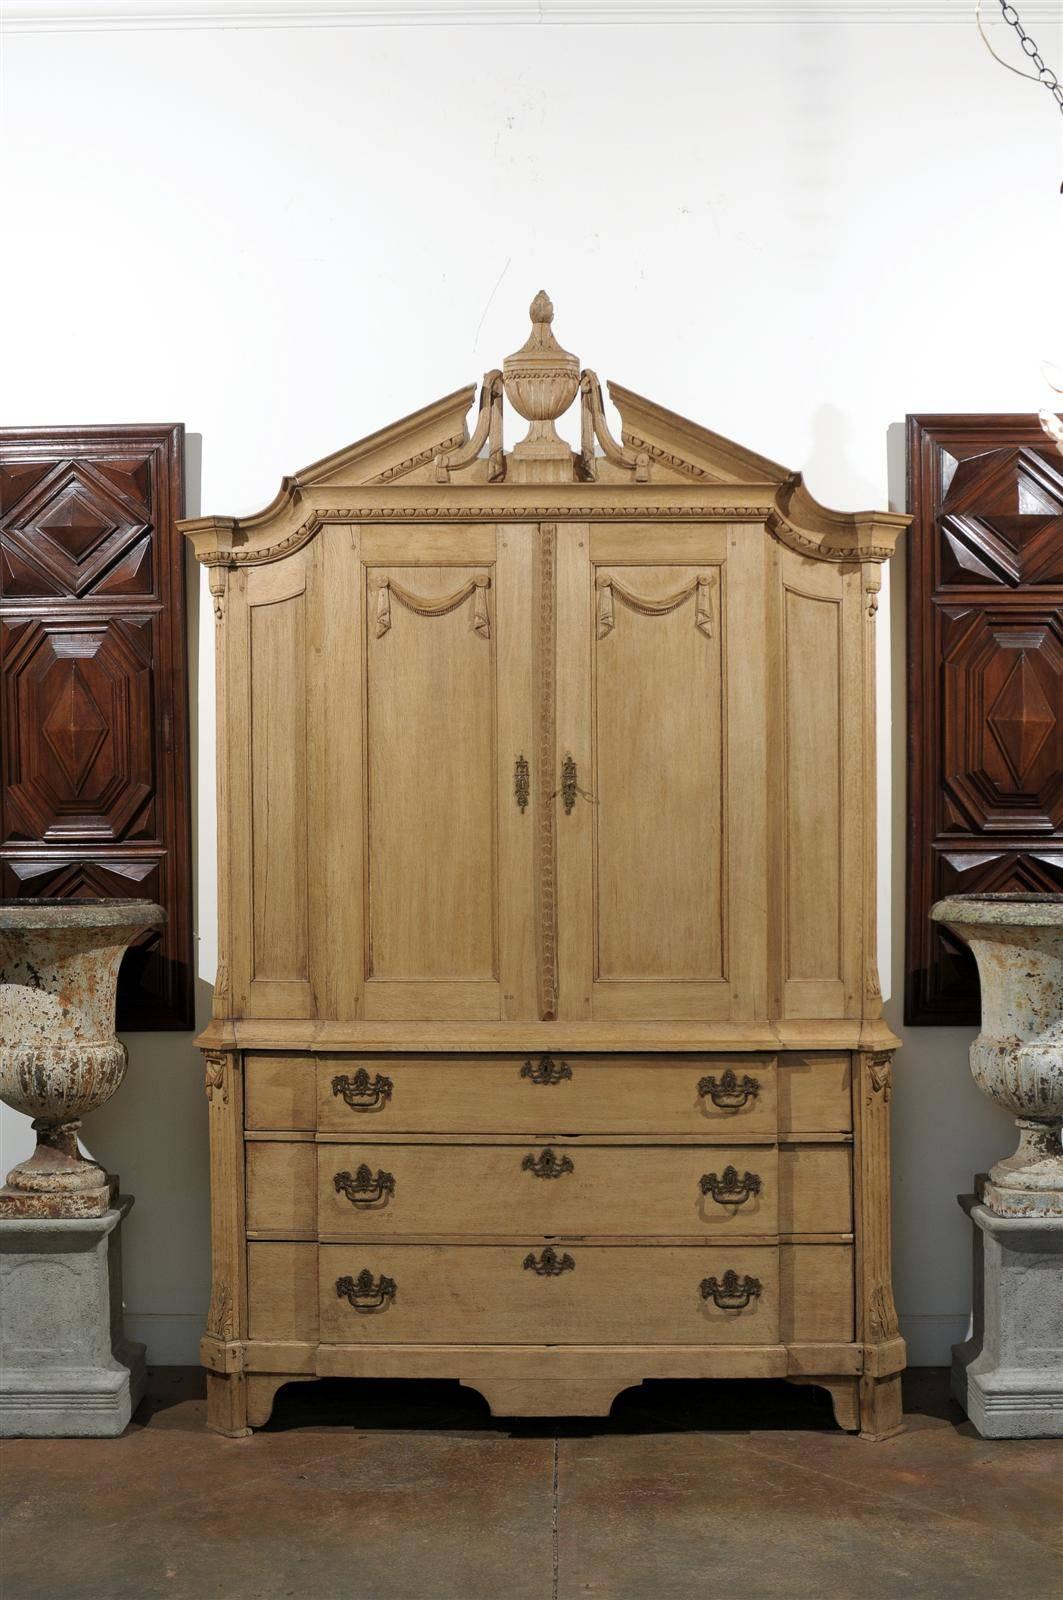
[697,1069,760,1110]
[336,1269,396,1313]
[520,1054,573,1086]
[700,1270,762,1311]
[515,752,530,813]
[331,1069,393,1112]
[699,1166,762,1207]
[522,1147,574,1179]
[334,1165,395,1208]
[523,1247,575,1276]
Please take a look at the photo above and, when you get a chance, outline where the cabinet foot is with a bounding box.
[206,1371,250,1438]
[858,1372,905,1441]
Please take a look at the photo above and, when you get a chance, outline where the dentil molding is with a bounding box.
[4,1,1059,33]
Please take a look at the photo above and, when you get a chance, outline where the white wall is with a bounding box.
[2,4,1060,1364]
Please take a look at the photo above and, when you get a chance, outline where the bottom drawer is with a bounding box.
[317,1243,778,1346]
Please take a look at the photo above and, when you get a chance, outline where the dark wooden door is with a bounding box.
[906,415,1063,1025]
[1,425,193,1028]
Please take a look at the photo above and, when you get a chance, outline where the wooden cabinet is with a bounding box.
[185,296,907,1440]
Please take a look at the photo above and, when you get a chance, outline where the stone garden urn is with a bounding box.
[931,893,1063,1215]
[0,899,165,1218]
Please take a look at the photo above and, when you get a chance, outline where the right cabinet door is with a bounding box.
[555,521,767,1023]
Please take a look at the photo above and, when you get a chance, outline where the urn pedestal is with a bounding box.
[931,893,1063,1437]
[0,899,164,1436]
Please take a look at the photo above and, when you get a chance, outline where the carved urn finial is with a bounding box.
[503,292,580,464]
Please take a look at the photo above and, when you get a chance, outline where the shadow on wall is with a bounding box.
[85,977,215,1366]
[82,431,211,1366]
[883,419,1014,1366]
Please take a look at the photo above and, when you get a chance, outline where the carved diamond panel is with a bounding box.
[941,612,1063,834]
[2,617,154,843]
[0,459,152,599]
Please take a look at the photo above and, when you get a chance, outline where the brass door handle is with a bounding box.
[697,1070,760,1110]
[336,1269,396,1312]
[522,1148,574,1179]
[515,752,530,813]
[331,1070,393,1112]
[334,1165,395,1207]
[700,1270,762,1310]
[561,753,578,814]
[699,1166,762,1207]
[523,1247,575,1276]
[520,1054,573,1085]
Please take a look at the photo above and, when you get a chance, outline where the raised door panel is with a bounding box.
[0,424,192,1028]
[557,524,765,1022]
[772,550,862,1020]
[361,526,534,1021]
[230,554,315,1019]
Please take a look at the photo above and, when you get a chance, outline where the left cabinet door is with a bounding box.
[227,523,536,1024]
[360,523,536,1021]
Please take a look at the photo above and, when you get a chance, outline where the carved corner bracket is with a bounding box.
[204,1050,232,1104]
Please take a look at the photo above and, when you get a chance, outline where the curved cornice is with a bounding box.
[767,473,908,565]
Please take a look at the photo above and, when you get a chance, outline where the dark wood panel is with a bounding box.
[906,415,1063,1025]
[0,425,193,1029]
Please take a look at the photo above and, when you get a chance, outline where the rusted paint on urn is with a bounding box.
[931,893,1063,1217]
[0,899,165,1213]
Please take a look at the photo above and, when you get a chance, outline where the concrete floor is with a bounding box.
[1,1369,1061,1600]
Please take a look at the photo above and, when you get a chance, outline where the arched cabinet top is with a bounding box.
[180,293,908,570]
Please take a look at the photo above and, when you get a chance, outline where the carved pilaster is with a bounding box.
[853,1049,905,1439]
[202,1048,247,1436]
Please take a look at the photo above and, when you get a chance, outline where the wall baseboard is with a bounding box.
[4,1,1058,35]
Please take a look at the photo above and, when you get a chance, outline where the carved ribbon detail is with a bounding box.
[375,574,491,640]
[595,571,714,640]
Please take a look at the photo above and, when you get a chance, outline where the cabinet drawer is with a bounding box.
[318,1144,778,1238]
[318,1243,779,1346]
[316,1054,777,1135]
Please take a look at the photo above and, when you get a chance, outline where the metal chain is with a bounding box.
[990,2,1063,112]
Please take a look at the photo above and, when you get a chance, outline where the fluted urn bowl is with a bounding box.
[0,898,165,1206]
[502,290,580,442]
[931,893,1063,1216]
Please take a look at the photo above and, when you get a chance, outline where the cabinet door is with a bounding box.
[360,524,535,1021]
[555,523,766,1022]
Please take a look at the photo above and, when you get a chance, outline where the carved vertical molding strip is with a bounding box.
[203,1048,248,1434]
[862,563,882,1017]
[536,522,558,1020]
[213,563,233,1020]
[852,1049,904,1439]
